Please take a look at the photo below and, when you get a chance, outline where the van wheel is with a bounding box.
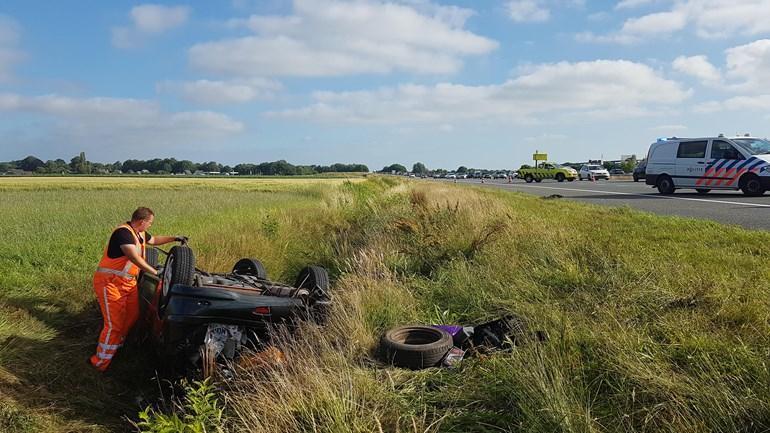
[656,175,675,195]
[524,174,534,183]
[740,174,765,196]
[555,173,565,182]
[695,189,710,195]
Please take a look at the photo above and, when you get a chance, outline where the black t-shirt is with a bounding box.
[106,225,152,259]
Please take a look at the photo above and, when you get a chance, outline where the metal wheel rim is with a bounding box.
[162,255,174,297]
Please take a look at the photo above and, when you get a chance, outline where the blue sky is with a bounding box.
[1,0,770,170]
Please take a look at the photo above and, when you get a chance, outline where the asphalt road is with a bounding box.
[448,178,770,231]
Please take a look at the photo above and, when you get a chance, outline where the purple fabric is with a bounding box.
[432,325,462,336]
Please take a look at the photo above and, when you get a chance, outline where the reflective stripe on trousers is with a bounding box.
[89,272,139,371]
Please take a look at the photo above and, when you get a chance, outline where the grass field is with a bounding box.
[2,176,770,432]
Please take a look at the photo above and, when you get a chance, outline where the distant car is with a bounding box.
[632,161,646,182]
[482,173,494,179]
[457,173,468,179]
[495,172,507,179]
[610,168,625,175]
[579,165,610,180]
[446,173,457,179]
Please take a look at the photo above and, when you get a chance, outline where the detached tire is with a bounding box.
[232,258,267,279]
[380,326,453,370]
[161,246,195,305]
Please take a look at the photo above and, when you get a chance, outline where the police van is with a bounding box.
[645,135,770,196]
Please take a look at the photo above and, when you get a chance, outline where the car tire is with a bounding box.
[535,178,542,183]
[633,174,639,182]
[568,178,575,182]
[740,174,765,196]
[555,173,565,182]
[232,258,267,279]
[695,189,710,195]
[656,175,675,195]
[145,247,159,268]
[295,266,331,323]
[161,246,195,305]
[524,174,534,183]
[380,326,453,370]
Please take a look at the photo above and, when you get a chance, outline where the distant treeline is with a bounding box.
[0,154,369,175]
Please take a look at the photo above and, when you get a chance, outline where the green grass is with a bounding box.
[2,176,770,432]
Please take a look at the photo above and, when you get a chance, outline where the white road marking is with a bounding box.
[484,182,770,208]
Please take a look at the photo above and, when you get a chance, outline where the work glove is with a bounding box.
[175,236,189,243]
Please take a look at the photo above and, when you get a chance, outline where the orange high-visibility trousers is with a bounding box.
[89,272,140,371]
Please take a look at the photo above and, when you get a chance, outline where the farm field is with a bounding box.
[2,176,770,432]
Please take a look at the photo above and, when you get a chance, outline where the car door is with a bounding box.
[702,139,745,188]
[675,140,708,187]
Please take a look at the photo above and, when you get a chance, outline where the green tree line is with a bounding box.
[0,154,369,175]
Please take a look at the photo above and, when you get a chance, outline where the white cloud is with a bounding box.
[615,0,662,10]
[0,15,23,83]
[0,93,243,149]
[724,39,770,93]
[268,60,689,124]
[189,0,497,77]
[582,0,770,44]
[506,0,550,23]
[112,4,190,49]
[672,55,721,85]
[157,78,282,104]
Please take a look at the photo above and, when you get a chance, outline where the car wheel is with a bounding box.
[145,247,159,268]
[740,174,765,196]
[535,178,542,183]
[656,175,675,195]
[695,189,710,195]
[555,173,565,182]
[161,246,195,306]
[633,174,639,182]
[524,174,534,183]
[380,325,453,370]
[232,258,267,279]
[568,178,575,182]
[295,266,331,323]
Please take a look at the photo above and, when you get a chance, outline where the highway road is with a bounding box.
[451,178,770,231]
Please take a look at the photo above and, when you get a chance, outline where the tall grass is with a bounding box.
[224,181,770,433]
[2,176,770,432]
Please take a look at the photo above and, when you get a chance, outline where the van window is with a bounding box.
[710,140,743,160]
[677,141,707,158]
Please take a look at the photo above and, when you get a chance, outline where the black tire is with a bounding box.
[295,265,330,292]
[740,174,765,196]
[633,174,639,182]
[524,174,534,183]
[161,246,195,305]
[568,178,575,182]
[656,175,675,195]
[555,173,565,182]
[145,247,159,268]
[535,178,542,183]
[295,266,331,323]
[380,326,453,369]
[695,189,710,195]
[232,258,267,279]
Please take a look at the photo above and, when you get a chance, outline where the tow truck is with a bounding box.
[517,151,577,183]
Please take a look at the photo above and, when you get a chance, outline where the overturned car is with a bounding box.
[137,243,331,376]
